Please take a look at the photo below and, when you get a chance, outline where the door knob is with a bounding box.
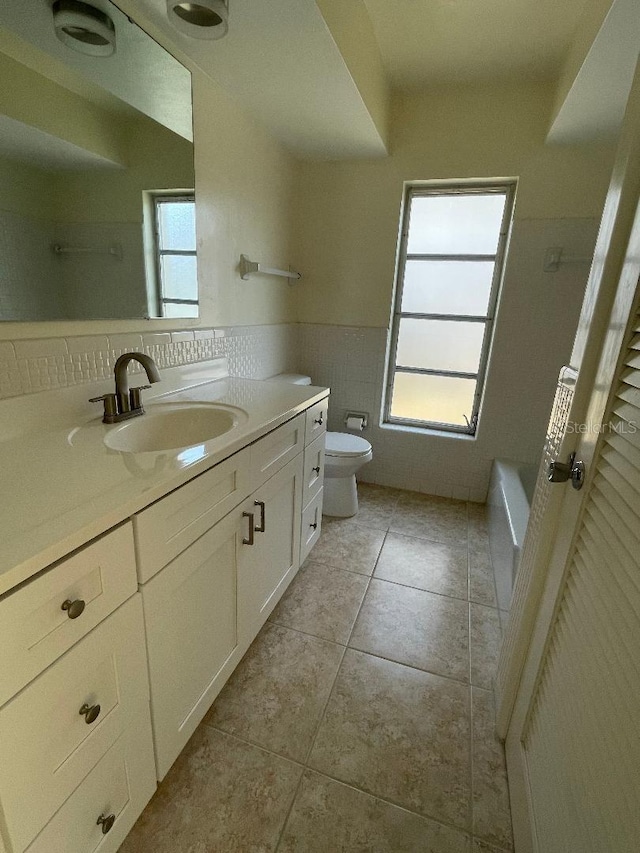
[547,452,585,490]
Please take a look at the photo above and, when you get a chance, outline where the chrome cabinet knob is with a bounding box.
[79,703,101,724]
[61,599,85,619]
[314,415,324,425]
[97,813,115,835]
[312,466,320,474]
[310,522,318,530]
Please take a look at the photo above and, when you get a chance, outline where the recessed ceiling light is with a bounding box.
[52,0,116,57]
[166,0,229,40]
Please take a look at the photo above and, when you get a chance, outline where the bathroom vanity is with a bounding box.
[0,362,329,853]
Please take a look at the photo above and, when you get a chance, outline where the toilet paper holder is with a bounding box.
[344,411,368,431]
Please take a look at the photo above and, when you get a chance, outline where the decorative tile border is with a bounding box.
[0,324,299,400]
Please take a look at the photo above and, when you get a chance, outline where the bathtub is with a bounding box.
[487,459,537,612]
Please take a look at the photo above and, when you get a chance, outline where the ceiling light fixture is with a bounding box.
[166,0,229,40]
[52,0,116,57]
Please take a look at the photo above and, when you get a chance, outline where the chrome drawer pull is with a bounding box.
[254,500,266,533]
[97,813,115,835]
[242,512,255,546]
[314,415,323,425]
[310,522,318,530]
[61,599,85,620]
[79,703,101,724]
[312,466,320,474]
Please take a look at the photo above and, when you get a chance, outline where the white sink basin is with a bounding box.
[104,403,247,453]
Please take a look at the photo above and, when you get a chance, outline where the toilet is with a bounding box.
[268,373,373,517]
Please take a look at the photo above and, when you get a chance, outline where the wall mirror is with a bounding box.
[0,0,197,321]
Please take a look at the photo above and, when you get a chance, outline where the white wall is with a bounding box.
[293,82,615,499]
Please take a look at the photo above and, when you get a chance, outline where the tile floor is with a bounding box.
[122,484,513,852]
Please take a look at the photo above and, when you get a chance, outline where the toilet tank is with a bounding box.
[267,373,312,385]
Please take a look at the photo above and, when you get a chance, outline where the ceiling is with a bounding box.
[130,0,388,160]
[362,0,592,87]
[548,0,640,143]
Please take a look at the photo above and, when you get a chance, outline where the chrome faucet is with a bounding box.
[90,352,161,423]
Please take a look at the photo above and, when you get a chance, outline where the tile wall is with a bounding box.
[297,323,493,502]
[0,323,300,400]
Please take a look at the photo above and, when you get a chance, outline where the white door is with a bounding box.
[142,508,246,779]
[239,454,303,643]
[498,59,640,852]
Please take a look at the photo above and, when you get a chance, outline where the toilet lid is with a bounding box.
[325,432,372,457]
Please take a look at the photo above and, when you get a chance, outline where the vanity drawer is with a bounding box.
[134,447,251,583]
[0,595,151,853]
[250,414,304,489]
[300,488,323,564]
[25,719,156,853]
[305,399,328,445]
[302,432,325,508]
[0,523,137,707]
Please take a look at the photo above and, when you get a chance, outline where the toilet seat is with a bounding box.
[325,432,371,458]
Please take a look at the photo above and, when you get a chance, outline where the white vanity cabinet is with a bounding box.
[0,526,156,853]
[138,408,321,780]
[0,394,328,852]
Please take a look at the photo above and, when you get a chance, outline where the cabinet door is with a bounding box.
[141,510,248,780]
[239,454,303,642]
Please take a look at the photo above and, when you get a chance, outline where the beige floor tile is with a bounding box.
[470,604,502,689]
[469,542,498,607]
[391,493,468,545]
[311,518,386,575]
[270,560,368,643]
[279,770,472,853]
[346,483,403,530]
[472,688,514,850]
[350,579,470,682]
[308,649,472,830]
[375,531,468,599]
[120,727,302,853]
[204,623,343,762]
[468,503,491,547]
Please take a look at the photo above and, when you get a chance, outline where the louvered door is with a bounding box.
[505,305,640,853]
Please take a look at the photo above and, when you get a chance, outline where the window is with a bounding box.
[152,194,198,318]
[385,183,515,435]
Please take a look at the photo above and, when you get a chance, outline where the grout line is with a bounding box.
[202,724,307,771]
[345,644,473,688]
[294,765,474,842]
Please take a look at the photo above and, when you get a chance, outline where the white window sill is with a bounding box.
[380,422,477,441]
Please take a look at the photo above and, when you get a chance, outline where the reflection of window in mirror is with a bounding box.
[143,191,198,319]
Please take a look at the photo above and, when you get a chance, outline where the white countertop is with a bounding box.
[0,370,329,597]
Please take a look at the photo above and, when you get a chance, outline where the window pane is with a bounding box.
[163,302,198,318]
[160,254,198,301]
[390,372,476,427]
[407,193,506,255]
[401,260,494,316]
[157,201,196,251]
[396,318,485,373]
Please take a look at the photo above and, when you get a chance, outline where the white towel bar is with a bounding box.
[239,254,301,281]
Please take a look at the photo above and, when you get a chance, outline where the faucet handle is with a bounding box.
[89,393,118,423]
[129,385,151,412]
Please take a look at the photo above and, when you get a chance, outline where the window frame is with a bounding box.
[152,192,198,317]
[384,181,516,436]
